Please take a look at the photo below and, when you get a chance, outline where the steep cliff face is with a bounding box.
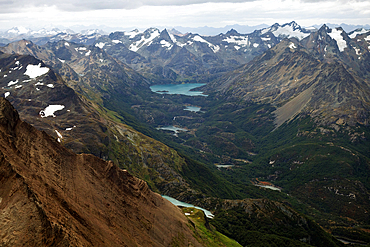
[0,98,202,246]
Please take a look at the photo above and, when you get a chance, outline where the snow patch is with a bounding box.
[85,50,91,56]
[160,40,173,49]
[4,92,10,98]
[169,33,177,43]
[55,130,63,141]
[15,85,22,89]
[253,43,259,48]
[193,35,220,53]
[39,105,65,118]
[24,63,49,79]
[349,28,369,39]
[58,58,65,63]
[64,42,70,46]
[46,84,54,88]
[65,126,76,131]
[129,30,160,52]
[95,42,105,49]
[124,29,141,39]
[35,82,44,86]
[8,79,19,86]
[223,36,249,46]
[272,25,310,40]
[234,45,241,50]
[328,28,347,52]
[289,43,297,49]
[353,47,361,55]
[261,37,271,41]
[112,40,122,44]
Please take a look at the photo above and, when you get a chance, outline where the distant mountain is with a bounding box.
[0,22,319,83]
[1,26,75,40]
[314,23,370,33]
[95,21,315,83]
[206,24,370,128]
[170,24,269,36]
[257,21,313,40]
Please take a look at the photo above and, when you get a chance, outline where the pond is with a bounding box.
[150,83,207,96]
[162,195,214,218]
[184,106,201,112]
[156,126,187,134]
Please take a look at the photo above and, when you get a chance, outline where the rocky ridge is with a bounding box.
[0,97,203,246]
[205,25,370,128]
[94,21,314,82]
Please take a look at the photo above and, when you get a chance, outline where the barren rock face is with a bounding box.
[0,98,201,247]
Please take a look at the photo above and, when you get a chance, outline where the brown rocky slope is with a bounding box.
[0,97,202,246]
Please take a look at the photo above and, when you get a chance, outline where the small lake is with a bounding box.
[184,106,201,112]
[162,195,214,218]
[156,126,188,134]
[255,184,281,192]
[150,83,207,96]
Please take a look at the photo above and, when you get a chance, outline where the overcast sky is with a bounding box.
[0,0,369,32]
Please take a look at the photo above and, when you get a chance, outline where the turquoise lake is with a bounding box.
[162,195,214,218]
[150,83,207,96]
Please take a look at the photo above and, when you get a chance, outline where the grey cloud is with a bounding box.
[1,0,256,13]
[0,0,368,13]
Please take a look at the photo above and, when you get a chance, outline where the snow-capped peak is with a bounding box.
[349,28,369,39]
[124,29,142,39]
[260,21,311,40]
[129,28,160,52]
[7,26,30,35]
[81,29,106,35]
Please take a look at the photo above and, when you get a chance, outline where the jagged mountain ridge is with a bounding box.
[0,97,203,246]
[95,21,315,82]
[0,22,314,83]
[205,25,370,128]
[0,22,357,84]
[0,27,103,46]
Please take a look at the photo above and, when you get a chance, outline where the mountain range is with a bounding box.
[0,20,370,245]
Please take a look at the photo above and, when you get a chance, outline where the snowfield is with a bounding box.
[40,105,65,118]
[24,63,50,79]
[328,28,347,52]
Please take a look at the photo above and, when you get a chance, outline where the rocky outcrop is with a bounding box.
[0,98,202,246]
